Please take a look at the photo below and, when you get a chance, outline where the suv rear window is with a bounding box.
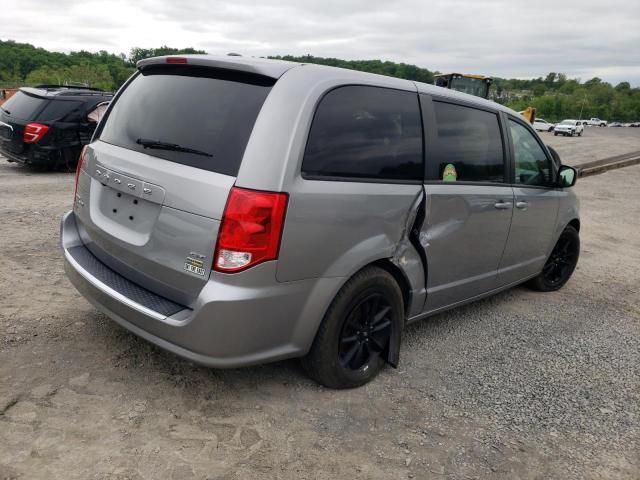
[302,85,423,181]
[98,66,274,177]
[0,91,46,120]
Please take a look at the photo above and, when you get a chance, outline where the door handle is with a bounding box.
[516,201,529,209]
[494,201,512,210]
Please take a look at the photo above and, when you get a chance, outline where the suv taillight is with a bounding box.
[74,145,88,202]
[23,123,49,144]
[214,187,289,273]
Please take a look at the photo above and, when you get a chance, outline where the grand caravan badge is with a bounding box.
[184,252,206,276]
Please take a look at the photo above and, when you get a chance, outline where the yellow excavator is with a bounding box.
[434,73,493,99]
[434,73,536,124]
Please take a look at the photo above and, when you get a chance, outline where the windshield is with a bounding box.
[448,77,490,98]
[560,120,574,125]
[99,65,274,176]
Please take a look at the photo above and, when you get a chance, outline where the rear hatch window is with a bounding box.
[0,91,47,120]
[98,65,275,177]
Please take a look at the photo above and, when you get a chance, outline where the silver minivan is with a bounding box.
[61,55,580,388]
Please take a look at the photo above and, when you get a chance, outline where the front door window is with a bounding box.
[509,120,553,187]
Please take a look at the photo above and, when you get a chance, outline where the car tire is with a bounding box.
[548,127,553,132]
[56,147,80,172]
[528,225,580,292]
[302,266,404,389]
[578,131,582,137]
[554,132,558,136]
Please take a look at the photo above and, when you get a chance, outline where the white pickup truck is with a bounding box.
[584,117,608,127]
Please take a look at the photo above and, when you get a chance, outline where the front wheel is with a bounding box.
[528,225,580,292]
[302,266,403,389]
[55,147,81,172]
[578,131,582,137]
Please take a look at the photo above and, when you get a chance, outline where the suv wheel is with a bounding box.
[302,266,403,389]
[56,147,81,172]
[528,225,580,292]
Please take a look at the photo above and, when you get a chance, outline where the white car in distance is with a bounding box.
[533,118,556,132]
[554,120,584,137]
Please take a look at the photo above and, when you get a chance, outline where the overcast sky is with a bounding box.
[2,0,640,85]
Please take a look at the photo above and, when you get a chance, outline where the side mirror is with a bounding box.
[558,165,577,188]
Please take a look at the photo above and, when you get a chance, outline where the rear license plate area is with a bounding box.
[103,186,143,222]
[93,182,162,238]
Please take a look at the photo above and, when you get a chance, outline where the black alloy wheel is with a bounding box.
[338,293,392,371]
[542,233,578,285]
[529,225,580,291]
[302,266,404,388]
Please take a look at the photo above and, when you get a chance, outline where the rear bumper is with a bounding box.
[0,144,29,163]
[61,211,342,368]
[0,143,56,166]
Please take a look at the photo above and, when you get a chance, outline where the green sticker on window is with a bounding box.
[442,163,457,182]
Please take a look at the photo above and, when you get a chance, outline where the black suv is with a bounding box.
[0,86,113,169]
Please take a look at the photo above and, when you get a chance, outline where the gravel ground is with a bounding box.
[0,148,639,479]
[541,126,640,165]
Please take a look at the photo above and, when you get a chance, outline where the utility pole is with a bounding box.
[578,94,587,122]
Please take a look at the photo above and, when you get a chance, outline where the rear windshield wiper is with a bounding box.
[136,138,212,157]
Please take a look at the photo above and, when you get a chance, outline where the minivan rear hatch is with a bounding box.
[74,59,280,305]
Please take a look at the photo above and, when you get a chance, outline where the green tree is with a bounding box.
[127,46,206,66]
[25,66,65,85]
[544,72,557,86]
[615,81,631,91]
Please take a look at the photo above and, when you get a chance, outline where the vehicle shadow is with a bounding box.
[83,286,524,395]
[1,157,76,174]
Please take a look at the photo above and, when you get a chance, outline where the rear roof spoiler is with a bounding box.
[33,84,106,92]
[136,54,301,79]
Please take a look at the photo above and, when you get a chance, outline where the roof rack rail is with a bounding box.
[33,84,106,92]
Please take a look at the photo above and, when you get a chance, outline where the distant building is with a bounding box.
[0,88,19,106]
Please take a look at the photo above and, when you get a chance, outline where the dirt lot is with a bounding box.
[541,126,640,165]
[1,139,639,479]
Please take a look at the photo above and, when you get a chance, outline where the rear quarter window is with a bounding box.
[302,85,423,181]
[98,66,274,177]
[37,100,83,122]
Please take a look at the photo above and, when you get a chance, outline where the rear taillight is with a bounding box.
[214,187,289,273]
[23,123,49,144]
[74,145,88,202]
